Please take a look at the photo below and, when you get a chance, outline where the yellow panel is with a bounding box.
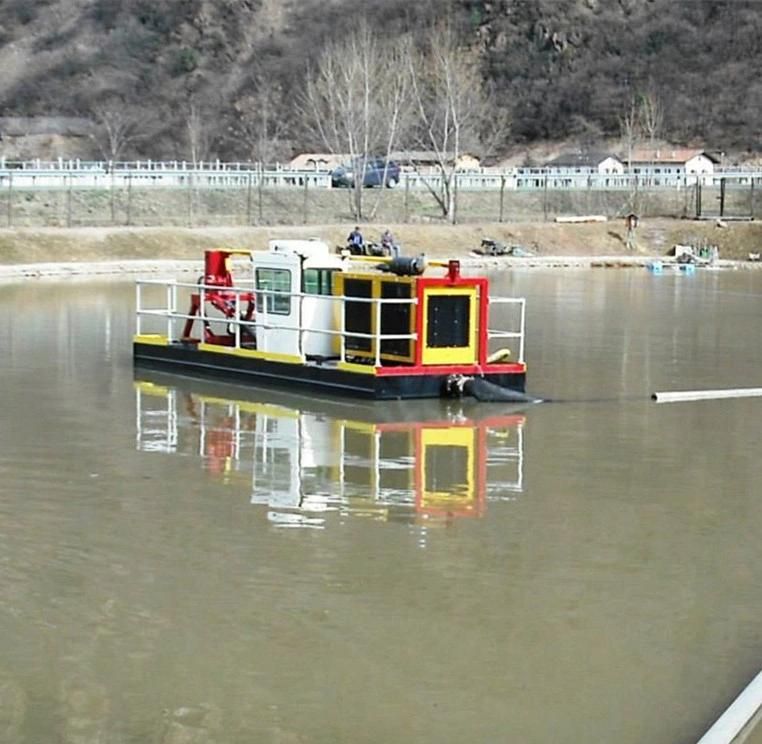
[337,361,377,375]
[420,426,475,504]
[133,381,170,396]
[421,287,477,365]
[198,343,302,365]
[134,334,169,346]
[195,395,300,419]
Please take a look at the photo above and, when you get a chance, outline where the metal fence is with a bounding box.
[0,159,759,227]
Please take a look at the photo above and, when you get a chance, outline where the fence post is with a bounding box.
[499,175,505,222]
[403,175,410,223]
[303,176,309,224]
[246,171,253,225]
[719,177,726,218]
[586,174,593,214]
[749,176,754,219]
[187,173,194,227]
[66,174,73,227]
[257,163,264,224]
[543,171,549,222]
[6,172,12,228]
[126,172,132,226]
[695,179,702,218]
[452,173,458,225]
[110,164,116,225]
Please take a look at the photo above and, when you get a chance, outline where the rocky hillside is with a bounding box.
[0,0,759,159]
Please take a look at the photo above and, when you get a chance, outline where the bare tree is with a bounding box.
[638,90,664,150]
[90,101,146,162]
[302,21,411,220]
[618,95,640,172]
[186,101,213,167]
[407,23,493,222]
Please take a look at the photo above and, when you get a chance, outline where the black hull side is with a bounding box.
[134,343,526,400]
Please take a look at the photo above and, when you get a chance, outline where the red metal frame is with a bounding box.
[181,250,256,346]
[383,260,523,376]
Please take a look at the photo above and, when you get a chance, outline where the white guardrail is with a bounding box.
[0,158,760,191]
[135,279,527,367]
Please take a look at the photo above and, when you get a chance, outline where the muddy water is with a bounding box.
[0,269,761,743]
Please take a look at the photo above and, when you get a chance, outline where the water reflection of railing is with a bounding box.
[135,374,525,529]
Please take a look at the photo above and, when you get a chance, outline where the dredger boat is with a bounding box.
[133,239,527,400]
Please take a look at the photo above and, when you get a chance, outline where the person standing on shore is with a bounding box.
[625,213,639,251]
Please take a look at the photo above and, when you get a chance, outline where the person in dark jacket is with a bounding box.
[347,226,364,253]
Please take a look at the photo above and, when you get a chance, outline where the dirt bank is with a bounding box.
[0,218,760,269]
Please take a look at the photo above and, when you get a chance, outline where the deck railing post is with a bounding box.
[136,283,142,335]
[374,298,382,367]
[339,295,346,363]
[519,299,526,364]
[166,282,175,341]
[235,290,241,349]
[200,284,205,336]
[298,290,303,354]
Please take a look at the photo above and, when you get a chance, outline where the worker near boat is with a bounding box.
[345,226,400,257]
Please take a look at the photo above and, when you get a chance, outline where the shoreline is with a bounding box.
[0,220,760,279]
[0,256,755,283]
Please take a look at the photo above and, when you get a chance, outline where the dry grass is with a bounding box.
[0,218,761,265]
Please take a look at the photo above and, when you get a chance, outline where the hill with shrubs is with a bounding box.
[0,0,759,160]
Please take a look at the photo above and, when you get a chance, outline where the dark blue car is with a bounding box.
[331,158,401,188]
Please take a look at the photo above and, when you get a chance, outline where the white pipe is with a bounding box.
[697,670,762,744]
[652,388,762,403]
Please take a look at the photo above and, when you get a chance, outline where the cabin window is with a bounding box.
[256,268,291,314]
[302,269,334,296]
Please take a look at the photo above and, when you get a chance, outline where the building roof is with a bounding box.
[288,153,347,170]
[391,150,480,164]
[543,151,620,168]
[628,147,720,164]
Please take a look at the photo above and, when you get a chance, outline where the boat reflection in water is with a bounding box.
[135,371,526,530]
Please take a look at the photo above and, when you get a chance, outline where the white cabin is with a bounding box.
[251,239,347,359]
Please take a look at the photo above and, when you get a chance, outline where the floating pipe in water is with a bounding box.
[652,387,762,403]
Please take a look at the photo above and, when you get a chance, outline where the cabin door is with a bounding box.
[254,258,301,358]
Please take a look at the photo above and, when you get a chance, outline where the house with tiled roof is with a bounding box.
[626,147,719,183]
[543,150,624,175]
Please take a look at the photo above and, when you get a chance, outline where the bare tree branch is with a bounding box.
[639,89,664,149]
[407,23,490,221]
[89,101,147,162]
[300,21,411,220]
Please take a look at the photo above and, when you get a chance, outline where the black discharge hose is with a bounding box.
[461,378,651,405]
[461,377,544,404]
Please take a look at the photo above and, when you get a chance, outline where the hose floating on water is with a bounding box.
[445,375,543,404]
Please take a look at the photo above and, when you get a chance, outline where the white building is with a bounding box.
[626,147,718,184]
[533,150,624,187]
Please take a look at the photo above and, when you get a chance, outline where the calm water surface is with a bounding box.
[0,268,761,743]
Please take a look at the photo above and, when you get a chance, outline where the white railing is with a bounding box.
[136,278,527,367]
[488,297,526,364]
[135,279,418,367]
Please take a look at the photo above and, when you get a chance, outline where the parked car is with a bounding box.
[331,158,400,188]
